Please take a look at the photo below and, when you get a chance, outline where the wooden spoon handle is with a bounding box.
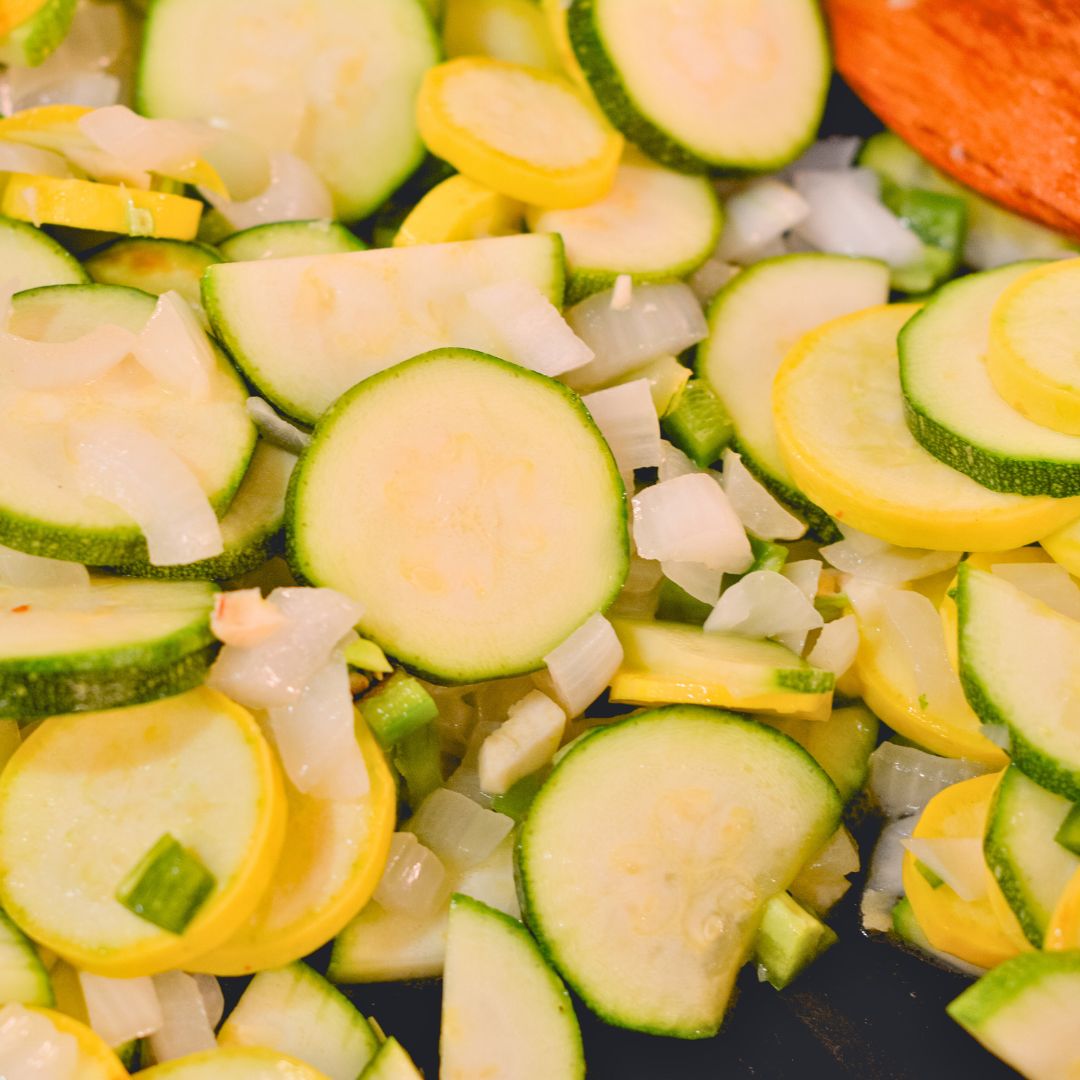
[825,0,1080,238]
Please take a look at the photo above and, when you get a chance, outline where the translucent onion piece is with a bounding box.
[78,972,162,1048]
[658,440,698,483]
[0,1003,78,1080]
[862,816,914,932]
[191,975,224,1031]
[201,152,332,231]
[0,319,135,390]
[821,525,961,585]
[148,972,216,1063]
[661,559,724,605]
[793,168,924,267]
[904,837,988,902]
[582,379,661,476]
[373,832,448,919]
[783,559,823,601]
[407,788,514,868]
[479,690,566,795]
[245,397,311,456]
[0,543,88,589]
[134,291,214,398]
[210,588,286,648]
[868,742,987,819]
[785,135,861,174]
[610,274,633,310]
[705,570,823,640]
[208,586,364,708]
[564,282,708,390]
[444,718,500,807]
[791,828,860,914]
[79,106,215,175]
[266,656,370,800]
[70,419,223,567]
[60,145,151,189]
[721,449,805,541]
[609,553,662,619]
[543,612,623,717]
[688,258,740,305]
[992,562,1080,621]
[0,141,71,177]
[716,178,809,263]
[467,281,593,378]
[806,614,859,676]
[633,473,752,572]
[2,72,121,114]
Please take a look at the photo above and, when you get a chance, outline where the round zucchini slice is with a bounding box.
[0,216,86,292]
[287,347,628,683]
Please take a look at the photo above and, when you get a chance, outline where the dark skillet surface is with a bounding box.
[224,79,1022,1079]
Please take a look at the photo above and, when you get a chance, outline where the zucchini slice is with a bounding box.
[773,304,1080,550]
[0,577,216,722]
[218,221,365,262]
[361,1039,422,1080]
[517,705,841,1037]
[566,0,829,173]
[984,765,1080,948]
[138,1047,332,1079]
[138,0,439,222]
[697,255,890,536]
[288,347,627,684]
[84,238,222,315]
[0,216,86,292]
[948,952,1080,1080]
[0,907,53,1006]
[900,263,1080,496]
[958,564,1080,800]
[441,894,584,1080]
[0,689,286,977]
[0,284,255,565]
[203,233,566,424]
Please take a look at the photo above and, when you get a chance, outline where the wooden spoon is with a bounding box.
[825,0,1080,239]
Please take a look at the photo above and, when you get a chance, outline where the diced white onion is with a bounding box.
[444,718,500,807]
[78,973,162,1048]
[992,562,1080,620]
[609,554,662,618]
[210,589,285,648]
[610,273,633,311]
[633,473,752,572]
[134,292,214,398]
[245,397,311,455]
[373,832,448,919]
[715,178,809,263]
[201,152,332,231]
[79,106,216,175]
[904,837,988,902]
[821,525,961,585]
[148,973,216,1063]
[61,145,150,189]
[208,586,364,708]
[0,544,88,589]
[658,440,698,483]
[687,258,740,305]
[479,690,566,795]
[467,281,593,378]
[868,741,987,819]
[0,1002,78,1080]
[191,975,224,1031]
[783,559,823,601]
[564,283,708,390]
[791,828,860,914]
[3,72,121,112]
[862,816,913,932]
[0,316,135,390]
[0,141,71,177]
[721,449,805,540]
[543,612,623,717]
[661,560,723,605]
[785,136,862,174]
[70,419,223,567]
[267,656,370,800]
[407,788,514,867]
[806,614,859,676]
[793,168,924,267]
[612,355,690,416]
[582,379,661,476]
[704,570,823,640]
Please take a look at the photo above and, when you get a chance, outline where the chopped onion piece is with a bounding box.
[0,318,135,390]
[785,136,861,174]
[134,292,214,398]
[992,562,1080,620]
[821,525,961,585]
[791,827,859,913]
[868,742,987,819]
[661,559,724,605]
[208,586,364,708]
[716,178,809,263]
[862,816,913,932]
[148,973,216,1063]
[4,71,121,112]
[445,718,500,807]
[467,281,593,378]
[633,474,752,572]
[0,141,71,177]
[610,553,662,618]
[582,379,661,476]
[705,570,823,640]
[806,614,859,676]
[479,690,566,795]
[0,1003,78,1079]
[267,656,369,800]
[407,788,514,867]
[981,724,1011,751]
[904,837,988,902]
[721,449,805,540]
[70,419,223,567]
[543,612,623,717]
[211,589,285,648]
[0,544,88,589]
[783,559,823,601]
[610,274,633,310]
[245,397,311,455]
[78,973,162,1048]
[793,168,924,267]
[79,106,216,175]
[373,832,449,919]
[191,975,224,1030]
[564,283,707,390]
[201,152,332,231]
[687,258,740,305]
[658,440,698,483]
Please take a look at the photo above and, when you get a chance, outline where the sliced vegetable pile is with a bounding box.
[0,0,1077,1077]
